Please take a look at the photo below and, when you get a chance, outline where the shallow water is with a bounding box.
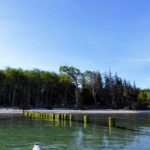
[0,113,150,150]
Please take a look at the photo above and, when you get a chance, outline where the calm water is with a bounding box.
[0,113,150,150]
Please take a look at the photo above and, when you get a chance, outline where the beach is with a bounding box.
[0,108,150,114]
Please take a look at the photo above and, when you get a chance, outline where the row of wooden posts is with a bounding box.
[23,111,116,128]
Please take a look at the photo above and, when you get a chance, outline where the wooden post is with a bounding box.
[84,115,89,128]
[108,117,116,127]
[63,114,66,120]
[69,114,72,127]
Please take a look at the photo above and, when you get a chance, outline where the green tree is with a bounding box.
[59,74,72,106]
[84,71,103,105]
[59,66,82,108]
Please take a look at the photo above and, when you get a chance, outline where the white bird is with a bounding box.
[32,143,41,150]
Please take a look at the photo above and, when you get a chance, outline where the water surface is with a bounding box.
[0,113,150,150]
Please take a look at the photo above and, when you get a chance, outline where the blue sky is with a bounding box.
[0,0,150,88]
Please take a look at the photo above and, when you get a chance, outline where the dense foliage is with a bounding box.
[0,66,148,109]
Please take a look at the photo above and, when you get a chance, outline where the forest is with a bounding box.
[0,65,149,110]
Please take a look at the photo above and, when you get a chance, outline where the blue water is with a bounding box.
[0,113,150,150]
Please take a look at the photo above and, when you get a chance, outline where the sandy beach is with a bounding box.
[26,109,150,114]
[0,108,150,114]
[0,108,23,114]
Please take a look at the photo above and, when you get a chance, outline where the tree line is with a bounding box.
[0,66,148,109]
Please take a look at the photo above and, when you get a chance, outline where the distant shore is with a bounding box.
[1,108,150,114]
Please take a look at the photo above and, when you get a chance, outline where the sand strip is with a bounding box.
[0,108,150,114]
[25,109,150,114]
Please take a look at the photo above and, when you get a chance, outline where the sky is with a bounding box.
[0,0,150,88]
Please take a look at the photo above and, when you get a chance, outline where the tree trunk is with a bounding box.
[75,88,79,108]
[12,87,16,106]
[63,86,68,106]
[27,86,31,106]
[92,90,97,105]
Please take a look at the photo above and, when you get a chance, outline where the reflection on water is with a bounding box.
[0,114,150,150]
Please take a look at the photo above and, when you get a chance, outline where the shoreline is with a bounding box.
[26,109,150,114]
[1,108,150,114]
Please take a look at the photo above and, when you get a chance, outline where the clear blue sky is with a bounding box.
[0,0,150,88]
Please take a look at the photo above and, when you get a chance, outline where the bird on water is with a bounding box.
[33,143,41,150]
